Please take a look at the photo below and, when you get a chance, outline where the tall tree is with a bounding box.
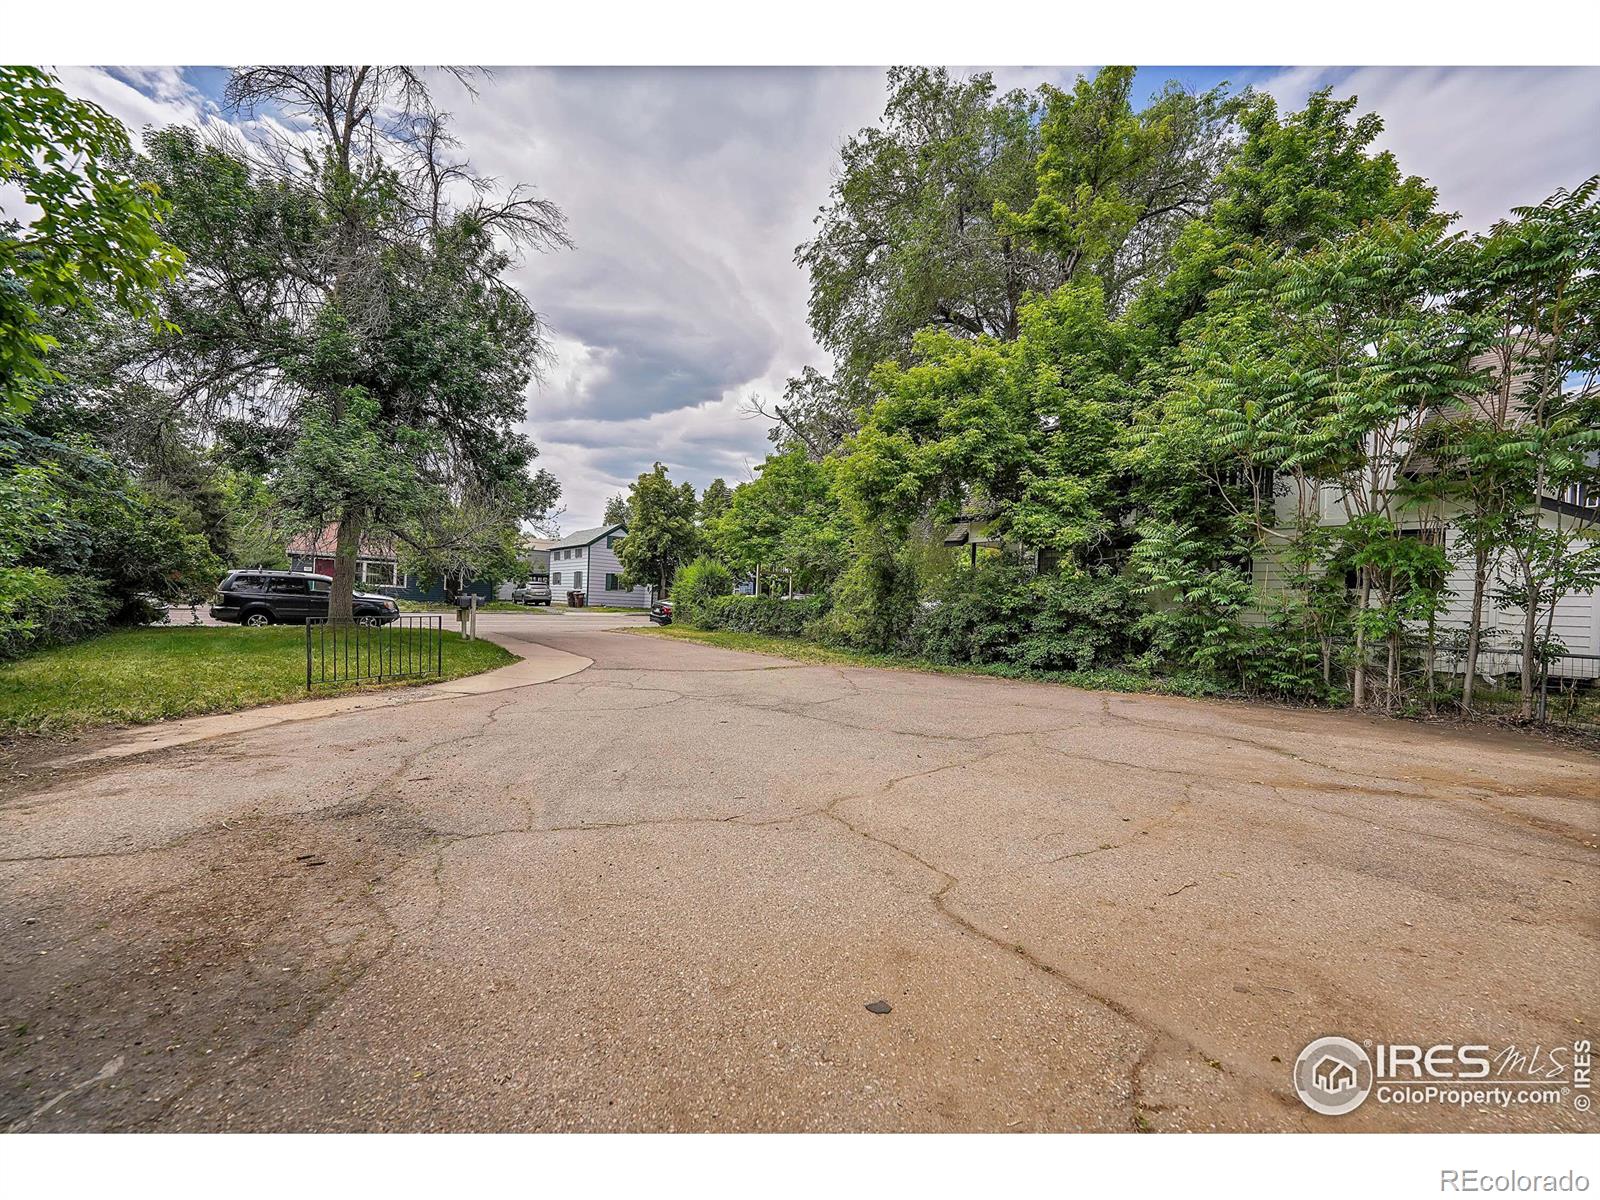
[698,477,731,527]
[617,463,699,597]
[1476,176,1600,716]
[996,68,1235,303]
[711,451,847,595]
[602,492,631,526]
[797,68,1046,407]
[130,67,568,618]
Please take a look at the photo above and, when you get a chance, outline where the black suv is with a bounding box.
[210,570,400,627]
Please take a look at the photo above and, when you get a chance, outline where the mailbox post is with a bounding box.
[455,592,478,641]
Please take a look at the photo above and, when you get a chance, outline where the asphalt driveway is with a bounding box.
[2,621,1595,1132]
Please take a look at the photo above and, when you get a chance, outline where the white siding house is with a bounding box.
[1249,465,1599,676]
[545,523,652,609]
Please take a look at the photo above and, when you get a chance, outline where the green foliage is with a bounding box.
[619,462,700,594]
[673,556,734,628]
[710,450,848,592]
[1,411,221,658]
[997,68,1236,294]
[697,478,732,529]
[813,535,919,653]
[0,566,109,661]
[693,595,830,639]
[798,67,1046,405]
[910,562,1134,672]
[845,277,1128,565]
[1,67,184,413]
[276,386,431,534]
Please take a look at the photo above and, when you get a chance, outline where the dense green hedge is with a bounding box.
[691,594,831,638]
[908,563,1136,672]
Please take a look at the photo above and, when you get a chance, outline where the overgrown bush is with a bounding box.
[910,562,1136,671]
[813,538,919,652]
[695,594,830,637]
[1,416,221,659]
[1,567,106,660]
[673,556,733,628]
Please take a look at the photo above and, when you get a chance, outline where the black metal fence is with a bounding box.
[305,615,443,689]
[1341,631,1600,736]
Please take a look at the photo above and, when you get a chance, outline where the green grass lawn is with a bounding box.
[0,625,517,734]
[629,625,1225,698]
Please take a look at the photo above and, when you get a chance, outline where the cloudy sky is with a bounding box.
[57,65,1600,531]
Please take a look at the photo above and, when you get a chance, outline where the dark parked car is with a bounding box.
[512,580,552,605]
[648,599,673,626]
[209,570,400,627]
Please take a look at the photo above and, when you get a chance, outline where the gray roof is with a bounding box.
[547,523,624,551]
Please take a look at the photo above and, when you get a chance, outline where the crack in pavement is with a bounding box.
[803,757,1299,1129]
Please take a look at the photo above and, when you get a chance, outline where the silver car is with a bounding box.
[512,580,552,606]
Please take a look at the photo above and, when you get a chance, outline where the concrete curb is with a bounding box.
[75,630,591,764]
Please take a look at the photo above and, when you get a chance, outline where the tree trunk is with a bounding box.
[1519,593,1538,720]
[1352,569,1372,710]
[1385,631,1398,715]
[1536,591,1561,723]
[1461,546,1488,713]
[1426,617,1437,716]
[331,505,362,621]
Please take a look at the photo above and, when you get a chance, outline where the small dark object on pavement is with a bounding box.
[865,1000,892,1014]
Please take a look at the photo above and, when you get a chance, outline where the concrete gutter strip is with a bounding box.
[76,632,590,764]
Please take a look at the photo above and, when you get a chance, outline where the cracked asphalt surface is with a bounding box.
[2,616,1596,1132]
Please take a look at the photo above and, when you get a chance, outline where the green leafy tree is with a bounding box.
[1,410,220,656]
[712,451,848,595]
[1,66,184,413]
[129,68,567,618]
[997,67,1236,298]
[1472,176,1600,715]
[672,555,733,627]
[698,477,732,528]
[797,67,1047,407]
[617,463,699,596]
[1129,87,1439,342]
[602,493,631,527]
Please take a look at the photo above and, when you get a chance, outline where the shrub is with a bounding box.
[813,539,918,652]
[0,567,113,661]
[695,594,829,637]
[910,562,1135,672]
[673,556,734,628]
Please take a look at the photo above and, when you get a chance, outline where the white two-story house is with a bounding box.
[546,523,652,608]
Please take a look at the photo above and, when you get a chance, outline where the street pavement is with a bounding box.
[2,617,1596,1132]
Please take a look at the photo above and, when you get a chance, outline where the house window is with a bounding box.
[573,571,584,591]
[359,559,397,587]
[605,573,619,591]
[606,534,616,548]
[552,572,562,585]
